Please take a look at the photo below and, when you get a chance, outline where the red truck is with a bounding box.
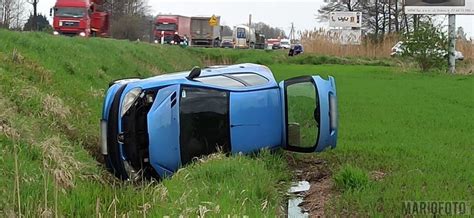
[154,15,191,44]
[51,0,109,37]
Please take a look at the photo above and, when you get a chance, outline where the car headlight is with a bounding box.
[121,88,142,117]
[79,32,86,37]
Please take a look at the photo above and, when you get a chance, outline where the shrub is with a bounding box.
[402,20,448,72]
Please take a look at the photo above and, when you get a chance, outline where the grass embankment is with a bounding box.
[271,64,473,215]
[0,30,473,216]
[0,30,290,216]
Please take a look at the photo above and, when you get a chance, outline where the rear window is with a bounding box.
[195,75,245,88]
[195,73,269,88]
[229,73,268,86]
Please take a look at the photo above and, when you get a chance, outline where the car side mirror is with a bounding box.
[187,66,201,80]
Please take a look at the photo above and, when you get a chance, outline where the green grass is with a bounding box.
[189,47,397,67]
[0,30,473,216]
[0,30,290,217]
[270,64,474,215]
[333,164,370,192]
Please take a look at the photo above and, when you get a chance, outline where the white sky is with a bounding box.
[36,0,474,37]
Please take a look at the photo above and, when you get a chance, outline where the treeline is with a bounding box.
[319,0,421,41]
[103,0,154,41]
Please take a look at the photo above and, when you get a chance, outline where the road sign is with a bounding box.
[328,29,362,45]
[209,15,217,26]
[329,12,362,28]
[404,0,474,14]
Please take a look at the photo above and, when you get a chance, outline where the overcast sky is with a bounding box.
[37,0,473,37]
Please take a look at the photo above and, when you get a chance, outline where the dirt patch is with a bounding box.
[370,170,386,181]
[286,154,333,217]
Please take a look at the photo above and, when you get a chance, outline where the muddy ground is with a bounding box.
[286,154,333,217]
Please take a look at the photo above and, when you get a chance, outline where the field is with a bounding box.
[0,30,473,216]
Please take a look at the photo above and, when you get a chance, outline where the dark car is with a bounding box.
[289,44,304,56]
[101,64,338,180]
[272,43,281,50]
[220,40,234,48]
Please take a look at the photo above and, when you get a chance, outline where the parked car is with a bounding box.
[272,43,281,50]
[390,41,464,61]
[101,64,338,180]
[220,36,234,48]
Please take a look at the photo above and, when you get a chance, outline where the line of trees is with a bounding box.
[104,0,153,40]
[319,0,417,41]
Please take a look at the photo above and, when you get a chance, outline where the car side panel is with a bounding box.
[314,76,337,151]
[102,84,122,120]
[147,85,181,178]
[229,88,282,153]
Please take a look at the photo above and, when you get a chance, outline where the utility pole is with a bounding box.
[248,14,252,27]
[289,22,296,44]
[448,14,456,74]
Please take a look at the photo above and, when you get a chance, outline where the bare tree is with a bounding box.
[104,0,151,39]
[1,0,27,29]
[318,0,412,40]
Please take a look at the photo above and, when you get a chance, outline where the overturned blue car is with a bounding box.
[101,63,338,180]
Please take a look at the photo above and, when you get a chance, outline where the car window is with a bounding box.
[195,75,245,88]
[228,73,269,86]
[179,87,231,164]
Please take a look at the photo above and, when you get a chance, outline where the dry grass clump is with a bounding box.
[301,29,399,58]
[40,136,82,189]
[457,40,474,62]
[42,94,71,120]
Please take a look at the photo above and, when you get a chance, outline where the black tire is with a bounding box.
[105,84,129,180]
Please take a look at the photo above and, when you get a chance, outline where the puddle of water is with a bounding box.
[287,181,310,218]
[289,181,310,193]
[288,197,309,218]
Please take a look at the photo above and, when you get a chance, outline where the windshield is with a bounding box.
[55,7,86,18]
[156,23,177,31]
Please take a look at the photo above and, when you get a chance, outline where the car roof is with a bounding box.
[122,63,278,91]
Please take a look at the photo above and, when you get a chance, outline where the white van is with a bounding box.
[280,39,291,49]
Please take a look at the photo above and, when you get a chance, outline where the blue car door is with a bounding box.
[279,75,338,152]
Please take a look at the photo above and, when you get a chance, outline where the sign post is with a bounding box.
[329,11,362,45]
[448,14,456,74]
